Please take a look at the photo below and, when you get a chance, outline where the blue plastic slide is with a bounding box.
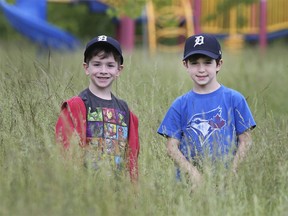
[0,0,80,50]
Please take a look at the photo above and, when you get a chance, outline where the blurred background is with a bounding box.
[0,0,287,55]
[1,2,288,215]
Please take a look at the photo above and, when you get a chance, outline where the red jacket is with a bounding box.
[55,96,140,181]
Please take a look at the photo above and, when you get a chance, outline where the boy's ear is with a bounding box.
[116,65,124,76]
[217,59,223,69]
[83,62,89,75]
[183,60,188,68]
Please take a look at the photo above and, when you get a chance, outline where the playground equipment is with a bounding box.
[0,0,136,51]
[146,0,194,54]
[0,0,81,50]
[193,0,288,51]
[1,0,288,53]
[146,0,288,53]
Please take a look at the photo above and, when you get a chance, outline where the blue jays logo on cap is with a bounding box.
[183,34,222,60]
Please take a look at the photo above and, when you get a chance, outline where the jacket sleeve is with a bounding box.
[55,96,87,149]
[128,111,140,181]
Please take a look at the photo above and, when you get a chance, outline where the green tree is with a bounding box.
[104,0,175,19]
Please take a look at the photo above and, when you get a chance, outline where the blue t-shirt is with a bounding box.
[157,85,256,162]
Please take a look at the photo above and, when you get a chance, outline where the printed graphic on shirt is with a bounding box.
[87,107,103,121]
[103,108,117,124]
[104,123,117,139]
[116,110,127,126]
[186,106,226,147]
[118,126,128,141]
[86,106,128,170]
[87,121,103,137]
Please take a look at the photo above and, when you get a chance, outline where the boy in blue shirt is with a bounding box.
[157,34,256,186]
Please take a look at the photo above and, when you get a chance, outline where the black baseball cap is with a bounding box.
[84,35,124,64]
[183,34,222,61]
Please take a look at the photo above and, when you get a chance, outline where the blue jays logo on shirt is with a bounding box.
[186,106,226,146]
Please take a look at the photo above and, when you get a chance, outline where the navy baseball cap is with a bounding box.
[84,35,124,64]
[183,34,222,60]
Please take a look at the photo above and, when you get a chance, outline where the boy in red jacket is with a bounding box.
[55,35,139,181]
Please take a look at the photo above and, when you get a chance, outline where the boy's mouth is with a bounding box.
[196,75,208,78]
[97,76,110,79]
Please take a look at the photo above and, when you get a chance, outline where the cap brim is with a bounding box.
[183,50,220,60]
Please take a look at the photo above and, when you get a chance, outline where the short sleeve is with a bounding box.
[234,96,256,135]
[157,99,183,140]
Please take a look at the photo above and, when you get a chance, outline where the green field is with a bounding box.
[0,41,287,216]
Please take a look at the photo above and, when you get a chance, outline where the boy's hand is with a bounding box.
[166,137,203,190]
[188,166,202,190]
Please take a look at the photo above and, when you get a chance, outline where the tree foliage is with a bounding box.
[104,0,147,19]
[104,0,176,19]
[47,3,116,39]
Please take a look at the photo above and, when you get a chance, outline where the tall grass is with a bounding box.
[0,41,287,216]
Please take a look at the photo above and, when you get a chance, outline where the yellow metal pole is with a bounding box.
[182,0,194,36]
[146,1,156,54]
[225,6,244,51]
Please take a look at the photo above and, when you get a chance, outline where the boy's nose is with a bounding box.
[99,66,107,73]
[198,64,205,72]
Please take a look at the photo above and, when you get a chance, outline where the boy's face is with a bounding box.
[183,55,222,91]
[83,52,123,91]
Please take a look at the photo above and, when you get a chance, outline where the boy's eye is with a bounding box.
[91,62,101,67]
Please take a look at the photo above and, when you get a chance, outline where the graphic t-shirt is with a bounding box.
[157,85,256,163]
[79,88,129,170]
